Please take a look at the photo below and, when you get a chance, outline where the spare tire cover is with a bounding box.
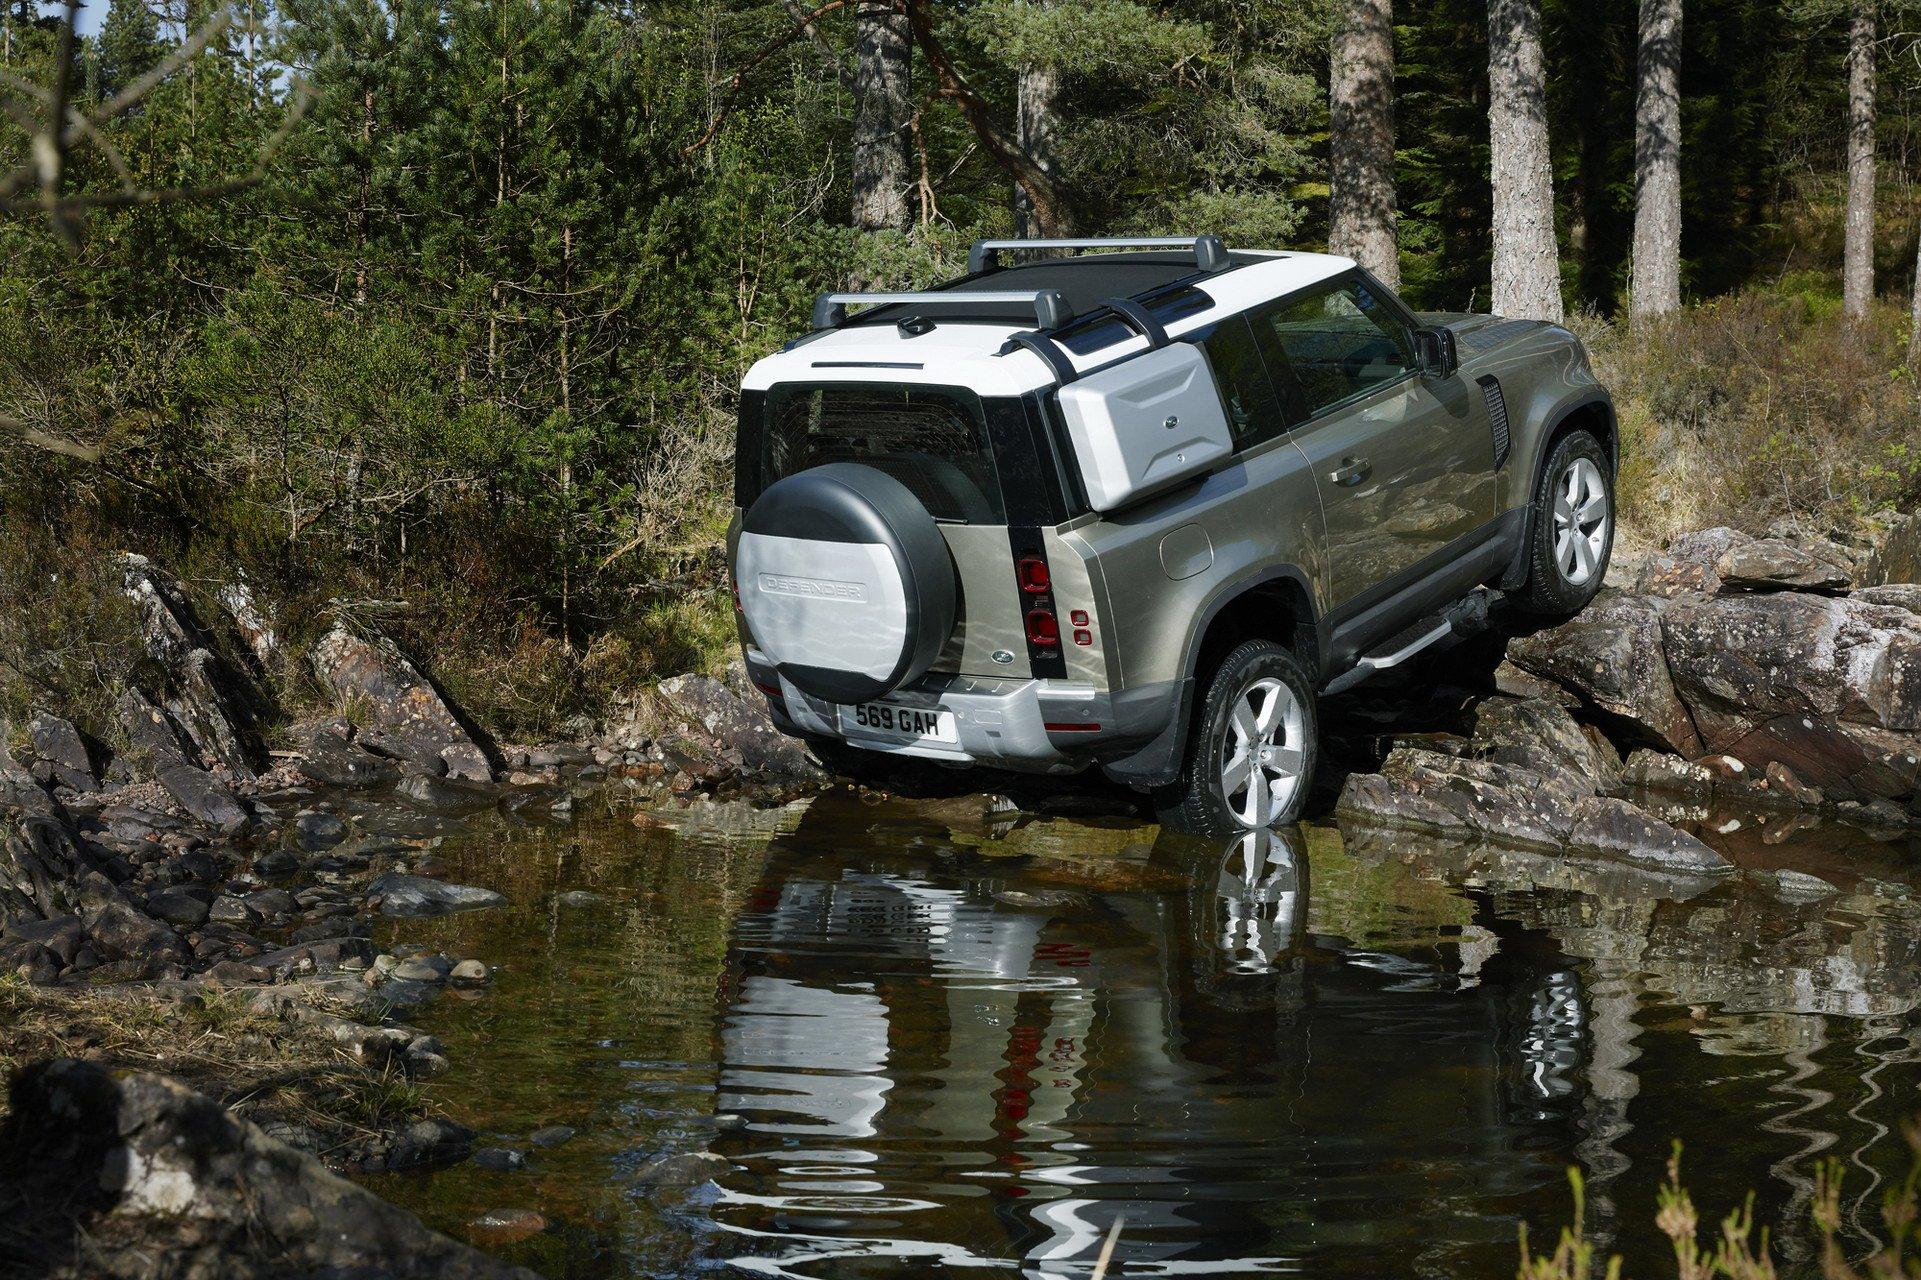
[735,461,958,704]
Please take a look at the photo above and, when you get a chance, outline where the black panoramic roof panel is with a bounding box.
[839,250,1267,329]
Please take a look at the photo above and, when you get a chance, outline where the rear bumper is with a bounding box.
[744,648,1177,776]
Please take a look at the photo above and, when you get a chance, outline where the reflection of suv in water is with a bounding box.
[730,236,1616,832]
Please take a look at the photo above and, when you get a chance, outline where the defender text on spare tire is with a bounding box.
[730,236,1617,831]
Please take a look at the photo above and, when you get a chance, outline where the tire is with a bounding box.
[1513,429,1614,617]
[1156,640,1318,836]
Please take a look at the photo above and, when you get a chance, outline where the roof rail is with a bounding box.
[811,289,1073,331]
[968,235,1231,275]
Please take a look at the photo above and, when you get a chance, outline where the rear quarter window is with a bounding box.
[762,384,1006,523]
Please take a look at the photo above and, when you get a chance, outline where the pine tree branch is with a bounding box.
[903,0,1073,236]
[681,1,854,158]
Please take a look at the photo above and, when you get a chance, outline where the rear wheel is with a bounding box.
[1514,429,1614,617]
[1157,640,1318,835]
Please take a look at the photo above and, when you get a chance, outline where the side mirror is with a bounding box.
[1415,327,1459,379]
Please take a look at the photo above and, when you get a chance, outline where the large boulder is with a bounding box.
[652,672,823,780]
[1861,510,1921,586]
[311,626,493,783]
[1638,526,1854,597]
[0,784,89,928]
[1506,592,1703,756]
[0,1059,537,1280]
[119,554,264,779]
[1337,744,1733,876]
[118,690,251,831]
[26,712,98,793]
[1659,591,1921,802]
[1469,696,1621,795]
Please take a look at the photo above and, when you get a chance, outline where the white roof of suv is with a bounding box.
[743,249,1358,398]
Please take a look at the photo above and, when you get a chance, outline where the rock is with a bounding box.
[449,959,489,983]
[145,885,213,929]
[365,873,506,918]
[1764,760,1824,807]
[1661,591,1921,802]
[1470,696,1620,795]
[0,1061,534,1279]
[293,809,349,851]
[82,885,189,967]
[208,894,258,926]
[1564,797,1734,875]
[1336,748,1587,850]
[1856,584,1921,615]
[1492,660,1580,708]
[636,1150,731,1187]
[118,689,250,830]
[528,1125,575,1149]
[469,1208,550,1246]
[396,770,496,812]
[650,673,823,780]
[291,724,403,790]
[1617,749,1714,799]
[217,580,280,671]
[119,554,265,779]
[1652,526,1854,595]
[27,712,98,792]
[4,913,85,965]
[392,958,448,983]
[471,1147,528,1172]
[0,788,90,927]
[1506,591,1703,756]
[311,625,494,782]
[554,890,606,908]
[1861,510,1921,586]
[1762,868,1841,902]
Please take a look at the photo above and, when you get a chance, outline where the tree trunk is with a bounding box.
[1328,0,1399,289]
[1487,0,1562,322]
[1014,58,1062,239]
[1843,0,1876,319]
[852,0,912,232]
[1629,0,1681,318]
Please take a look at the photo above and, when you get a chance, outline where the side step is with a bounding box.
[1321,589,1500,697]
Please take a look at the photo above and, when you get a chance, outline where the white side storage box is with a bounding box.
[1056,342,1234,512]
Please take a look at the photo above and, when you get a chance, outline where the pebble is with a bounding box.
[636,1151,730,1187]
[468,1208,549,1245]
[471,1146,529,1172]
[391,958,449,984]
[529,1125,576,1148]
[449,959,489,983]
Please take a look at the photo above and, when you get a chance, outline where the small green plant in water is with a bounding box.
[1814,1121,1921,1279]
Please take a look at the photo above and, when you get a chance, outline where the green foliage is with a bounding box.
[3,0,1921,739]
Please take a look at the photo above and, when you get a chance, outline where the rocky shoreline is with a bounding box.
[1,519,1916,1275]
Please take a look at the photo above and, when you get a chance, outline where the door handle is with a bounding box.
[1330,457,1372,487]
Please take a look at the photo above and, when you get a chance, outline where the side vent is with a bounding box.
[1477,375,1512,470]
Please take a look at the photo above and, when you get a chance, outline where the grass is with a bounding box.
[1523,1128,1921,1280]
[0,975,436,1155]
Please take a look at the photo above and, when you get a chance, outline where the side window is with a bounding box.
[1200,314,1290,449]
[1253,279,1418,418]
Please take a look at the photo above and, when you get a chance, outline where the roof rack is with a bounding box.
[811,289,1074,332]
[968,235,1231,275]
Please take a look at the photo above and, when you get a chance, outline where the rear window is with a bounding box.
[762,384,1006,523]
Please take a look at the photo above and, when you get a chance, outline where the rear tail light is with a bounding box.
[1026,608,1060,648]
[1017,556,1051,594]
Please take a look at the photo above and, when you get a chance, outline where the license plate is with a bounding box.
[840,700,957,745]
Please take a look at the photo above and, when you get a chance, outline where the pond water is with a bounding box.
[363,787,1921,1280]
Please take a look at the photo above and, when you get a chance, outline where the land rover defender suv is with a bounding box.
[729,236,1616,833]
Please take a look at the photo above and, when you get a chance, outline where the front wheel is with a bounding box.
[1513,429,1614,617]
[1156,640,1318,835]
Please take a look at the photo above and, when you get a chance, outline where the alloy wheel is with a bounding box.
[1552,456,1610,586]
[1218,677,1305,828]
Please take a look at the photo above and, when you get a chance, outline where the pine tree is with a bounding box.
[852,0,912,231]
[1629,0,1682,316]
[95,0,161,101]
[1843,0,1876,317]
[1488,0,1563,320]
[1329,0,1399,287]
